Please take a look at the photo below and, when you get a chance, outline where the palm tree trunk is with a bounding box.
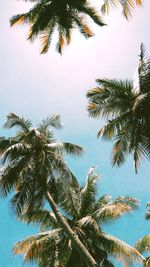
[46,191,98,267]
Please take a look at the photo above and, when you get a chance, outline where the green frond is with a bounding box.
[80,171,99,216]
[2,143,31,163]
[81,4,105,27]
[46,142,84,157]
[77,215,100,234]
[94,195,111,209]
[87,87,104,98]
[0,156,29,197]
[62,142,84,157]
[4,113,32,133]
[96,79,133,95]
[11,181,32,215]
[47,153,77,182]
[0,137,14,155]
[88,79,133,119]
[87,101,103,118]
[58,177,81,218]
[112,135,127,166]
[135,235,150,254]
[19,209,58,230]
[97,112,131,139]
[39,114,62,131]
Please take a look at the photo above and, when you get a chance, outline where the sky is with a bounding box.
[0,0,150,266]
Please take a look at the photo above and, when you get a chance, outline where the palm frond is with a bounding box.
[101,0,143,19]
[73,14,94,39]
[0,137,14,155]
[62,142,84,157]
[13,229,62,261]
[0,156,29,197]
[101,0,119,15]
[99,233,144,265]
[87,79,133,119]
[58,176,81,218]
[112,130,129,167]
[39,114,62,131]
[80,171,99,216]
[77,215,100,235]
[10,14,28,26]
[2,143,30,163]
[135,235,150,254]
[81,4,105,27]
[97,112,132,139]
[19,209,58,230]
[93,196,138,223]
[4,113,32,132]
[40,22,55,54]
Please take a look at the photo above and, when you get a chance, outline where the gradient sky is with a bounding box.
[1,1,150,266]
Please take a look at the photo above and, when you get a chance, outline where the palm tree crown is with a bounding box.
[0,112,83,214]
[10,0,105,54]
[13,170,144,266]
[87,44,150,172]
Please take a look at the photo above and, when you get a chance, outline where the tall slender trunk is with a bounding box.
[46,191,98,267]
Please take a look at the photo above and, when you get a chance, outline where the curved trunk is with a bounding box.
[46,191,98,267]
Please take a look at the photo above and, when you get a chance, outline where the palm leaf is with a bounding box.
[101,0,142,19]
[93,198,138,223]
[19,209,58,230]
[4,113,32,132]
[135,235,150,254]
[0,156,30,197]
[80,171,99,216]
[99,233,144,265]
[40,22,55,54]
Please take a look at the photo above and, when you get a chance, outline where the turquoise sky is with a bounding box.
[1,1,150,266]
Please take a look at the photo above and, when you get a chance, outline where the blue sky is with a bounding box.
[1,0,150,266]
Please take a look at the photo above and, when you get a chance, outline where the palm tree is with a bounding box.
[13,169,144,266]
[10,0,105,54]
[87,44,150,172]
[101,0,143,19]
[0,113,99,267]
